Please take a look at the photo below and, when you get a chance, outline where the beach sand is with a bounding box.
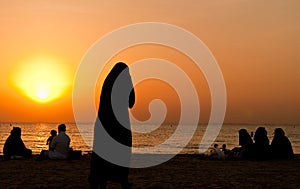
[0,154,299,189]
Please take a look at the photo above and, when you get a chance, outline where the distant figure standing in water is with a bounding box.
[89,62,135,189]
[3,127,32,159]
[46,129,57,150]
[271,128,294,159]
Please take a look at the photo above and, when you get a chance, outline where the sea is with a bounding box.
[0,123,299,155]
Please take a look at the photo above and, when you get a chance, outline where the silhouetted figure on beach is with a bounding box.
[3,127,32,159]
[271,128,294,159]
[89,62,135,189]
[46,129,57,150]
[253,127,271,160]
[221,144,230,155]
[214,144,225,159]
[48,124,70,160]
[238,129,253,159]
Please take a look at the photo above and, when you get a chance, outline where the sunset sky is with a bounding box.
[0,0,299,124]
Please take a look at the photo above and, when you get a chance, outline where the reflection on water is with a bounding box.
[0,123,299,155]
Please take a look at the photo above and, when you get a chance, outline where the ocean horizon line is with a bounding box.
[1,122,299,126]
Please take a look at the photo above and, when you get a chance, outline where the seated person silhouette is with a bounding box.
[48,124,70,160]
[238,129,253,159]
[271,128,294,159]
[221,144,230,155]
[213,144,225,159]
[46,129,57,150]
[253,127,271,160]
[3,127,32,159]
[39,129,58,158]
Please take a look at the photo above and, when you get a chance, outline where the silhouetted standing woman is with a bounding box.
[89,62,135,189]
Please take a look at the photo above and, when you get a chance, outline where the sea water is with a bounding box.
[0,122,299,155]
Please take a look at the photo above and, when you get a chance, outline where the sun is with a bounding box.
[37,88,49,100]
[11,56,72,103]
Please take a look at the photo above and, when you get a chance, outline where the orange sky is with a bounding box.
[0,0,299,124]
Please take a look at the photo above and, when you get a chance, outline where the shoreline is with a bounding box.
[1,152,300,160]
[0,154,300,188]
[2,123,300,155]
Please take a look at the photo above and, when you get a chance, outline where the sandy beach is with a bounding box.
[0,154,299,189]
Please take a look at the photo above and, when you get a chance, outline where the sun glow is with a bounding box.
[11,56,72,103]
[36,88,50,100]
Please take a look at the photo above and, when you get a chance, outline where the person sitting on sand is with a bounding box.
[271,128,294,159]
[221,144,230,155]
[204,144,225,160]
[214,144,225,159]
[46,130,57,150]
[253,127,271,160]
[3,127,32,159]
[48,124,70,160]
[238,129,253,159]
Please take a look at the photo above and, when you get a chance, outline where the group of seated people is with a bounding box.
[206,127,294,160]
[235,127,294,160]
[205,127,294,160]
[3,124,71,160]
